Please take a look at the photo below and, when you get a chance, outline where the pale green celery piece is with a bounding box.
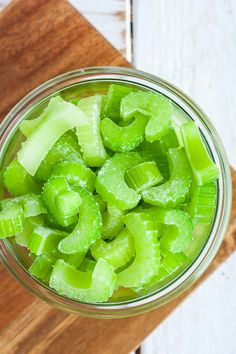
[120,91,173,142]
[58,186,102,254]
[125,161,163,193]
[64,252,86,268]
[36,135,84,181]
[76,95,107,167]
[187,181,217,224]
[142,148,192,207]
[18,96,87,176]
[51,161,96,192]
[102,204,124,240]
[79,257,96,273]
[95,152,143,210]
[0,204,25,238]
[101,115,147,152]
[144,207,193,253]
[94,194,107,213]
[3,159,41,196]
[55,190,81,219]
[18,194,47,217]
[102,84,132,120]
[15,215,44,247]
[49,258,117,302]
[159,126,180,152]
[28,225,67,255]
[19,114,45,137]
[91,228,135,269]
[181,122,219,185]
[29,254,55,282]
[117,212,161,290]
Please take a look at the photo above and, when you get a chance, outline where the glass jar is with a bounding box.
[0,67,232,318]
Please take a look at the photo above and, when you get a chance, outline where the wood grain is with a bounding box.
[0,1,235,354]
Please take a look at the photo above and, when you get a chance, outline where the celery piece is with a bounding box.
[94,194,107,213]
[28,225,67,255]
[101,115,147,152]
[125,161,163,193]
[102,204,124,240]
[91,228,135,269]
[18,194,46,217]
[181,122,219,185]
[18,96,87,176]
[120,91,172,142]
[29,255,55,282]
[159,127,180,152]
[55,190,81,219]
[103,84,132,120]
[117,213,161,290]
[142,148,192,207]
[52,161,96,192]
[58,186,102,254]
[20,115,45,137]
[3,159,41,196]
[63,252,86,268]
[15,215,44,247]
[0,204,25,238]
[76,95,107,167]
[79,257,96,273]
[95,152,143,210]
[36,135,84,181]
[49,258,117,302]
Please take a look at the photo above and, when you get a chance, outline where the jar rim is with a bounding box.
[0,66,232,318]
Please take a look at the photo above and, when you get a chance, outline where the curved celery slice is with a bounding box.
[0,204,25,238]
[102,204,124,240]
[29,255,54,282]
[117,213,160,290]
[94,194,107,213]
[79,257,96,273]
[58,186,102,254]
[3,159,41,196]
[91,228,135,269]
[187,182,217,224]
[52,161,96,192]
[95,152,143,210]
[76,95,106,167]
[120,92,172,142]
[15,215,44,247]
[49,258,117,302]
[18,96,87,176]
[18,194,46,217]
[36,135,84,181]
[101,115,147,152]
[55,190,81,219]
[29,225,67,255]
[142,148,192,207]
[125,161,163,192]
[146,207,193,253]
[20,115,45,137]
[102,84,132,120]
[181,122,219,185]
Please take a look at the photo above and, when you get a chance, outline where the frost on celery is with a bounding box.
[95,152,143,210]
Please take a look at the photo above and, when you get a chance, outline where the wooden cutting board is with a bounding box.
[0,1,235,353]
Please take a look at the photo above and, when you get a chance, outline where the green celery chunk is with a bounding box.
[145,207,193,253]
[58,186,102,254]
[91,228,135,269]
[94,194,107,213]
[52,161,96,192]
[125,161,163,192]
[3,159,41,196]
[142,148,192,207]
[159,126,180,152]
[101,115,147,152]
[76,95,106,166]
[120,91,172,142]
[181,122,219,185]
[0,203,25,238]
[36,135,84,181]
[18,194,46,217]
[117,212,161,290]
[102,204,124,240]
[18,96,87,176]
[102,84,132,120]
[79,257,96,273]
[20,115,45,137]
[55,190,81,219]
[95,152,143,210]
[49,258,117,302]
[29,225,67,255]
[63,252,86,268]
[29,254,55,282]
[187,182,217,224]
[15,215,44,247]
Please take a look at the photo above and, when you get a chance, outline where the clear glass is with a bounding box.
[0,67,232,318]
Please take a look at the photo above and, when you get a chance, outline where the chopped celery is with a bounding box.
[142,148,192,207]
[95,152,143,210]
[94,194,107,213]
[18,194,46,217]
[15,215,44,247]
[3,159,41,196]
[91,228,135,269]
[20,115,45,137]
[79,257,96,273]
[52,161,96,192]
[58,186,102,254]
[55,191,81,219]
[76,95,107,166]
[0,204,25,238]
[18,96,87,176]
[117,213,160,290]
[63,252,86,268]
[29,254,55,282]
[181,122,219,185]
[49,258,117,302]
[159,127,180,152]
[125,161,163,192]
[101,115,147,152]
[103,84,132,120]
[102,204,124,240]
